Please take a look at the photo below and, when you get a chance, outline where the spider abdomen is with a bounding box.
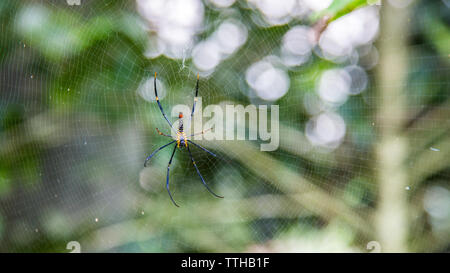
[176,131,188,148]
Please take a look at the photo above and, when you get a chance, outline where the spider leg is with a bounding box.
[188,127,212,138]
[187,145,223,198]
[144,140,176,167]
[190,73,200,121]
[154,72,173,128]
[166,144,179,207]
[156,128,172,138]
[187,140,217,157]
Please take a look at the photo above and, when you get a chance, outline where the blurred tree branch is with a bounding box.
[198,138,373,239]
[406,98,450,186]
[310,0,376,41]
[374,0,415,252]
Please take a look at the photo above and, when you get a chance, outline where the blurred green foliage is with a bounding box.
[0,0,449,252]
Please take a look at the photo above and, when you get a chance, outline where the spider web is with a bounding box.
[0,0,449,253]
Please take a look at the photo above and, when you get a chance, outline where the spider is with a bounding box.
[144,72,223,207]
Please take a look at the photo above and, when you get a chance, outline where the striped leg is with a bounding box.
[188,127,212,138]
[166,144,179,207]
[144,140,176,167]
[154,72,173,128]
[187,140,217,157]
[187,146,223,198]
[190,73,200,120]
[156,128,172,138]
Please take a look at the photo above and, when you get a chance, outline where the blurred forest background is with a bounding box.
[0,0,449,252]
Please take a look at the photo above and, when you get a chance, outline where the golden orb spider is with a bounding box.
[144,73,223,207]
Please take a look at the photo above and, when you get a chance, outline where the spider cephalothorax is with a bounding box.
[144,73,223,207]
